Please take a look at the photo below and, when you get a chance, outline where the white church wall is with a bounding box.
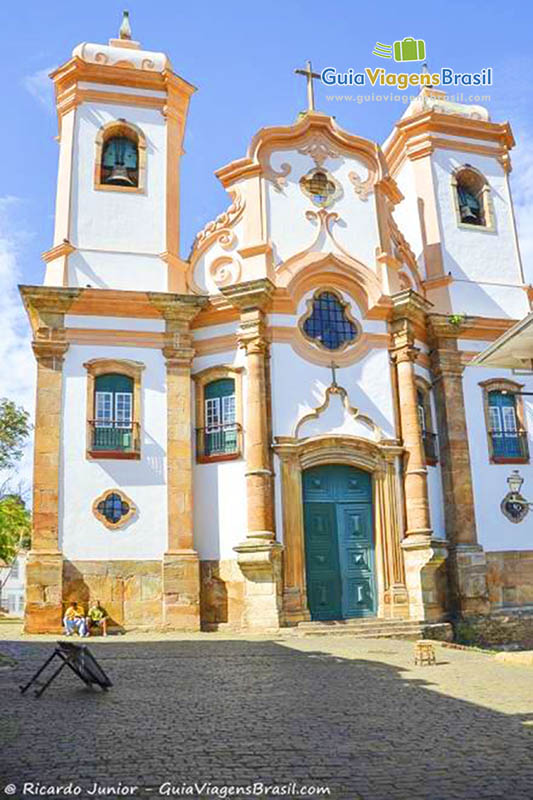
[432,148,526,317]
[70,102,166,274]
[266,149,379,269]
[270,344,396,440]
[65,315,166,332]
[192,346,248,560]
[448,282,529,320]
[67,251,167,292]
[463,365,533,552]
[60,344,168,561]
[392,159,425,274]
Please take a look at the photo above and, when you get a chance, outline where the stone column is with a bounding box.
[221,279,282,632]
[277,448,310,625]
[390,291,448,622]
[25,337,69,634]
[429,317,489,616]
[150,294,207,630]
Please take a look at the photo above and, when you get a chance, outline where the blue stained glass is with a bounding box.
[303,292,358,350]
[97,492,130,524]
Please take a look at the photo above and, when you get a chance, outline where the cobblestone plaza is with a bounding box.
[1,632,533,799]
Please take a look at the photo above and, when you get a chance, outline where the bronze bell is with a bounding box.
[460,203,478,223]
[105,165,134,186]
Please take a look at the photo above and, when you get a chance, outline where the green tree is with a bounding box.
[0,398,31,470]
[0,494,31,563]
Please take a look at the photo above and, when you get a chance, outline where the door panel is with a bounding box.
[337,504,376,618]
[303,465,375,621]
[303,503,342,621]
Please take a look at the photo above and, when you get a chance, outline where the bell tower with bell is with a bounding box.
[384,85,527,319]
[44,11,195,292]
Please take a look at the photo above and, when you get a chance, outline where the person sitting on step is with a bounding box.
[63,601,89,637]
[86,600,108,637]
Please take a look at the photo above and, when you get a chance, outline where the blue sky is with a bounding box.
[1,0,533,485]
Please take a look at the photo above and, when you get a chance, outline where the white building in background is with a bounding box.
[22,15,533,634]
[0,552,26,617]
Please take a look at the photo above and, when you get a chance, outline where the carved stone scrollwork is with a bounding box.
[298,135,341,167]
[348,169,373,201]
[209,256,242,288]
[263,161,292,192]
[191,191,245,257]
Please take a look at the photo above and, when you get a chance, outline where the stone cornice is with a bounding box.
[391,289,433,324]
[219,279,275,312]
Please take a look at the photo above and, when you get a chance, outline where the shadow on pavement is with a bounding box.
[1,639,532,800]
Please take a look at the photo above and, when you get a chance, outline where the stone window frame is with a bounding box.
[92,488,137,530]
[94,119,147,194]
[192,365,244,464]
[479,377,530,465]
[299,166,342,209]
[414,376,438,466]
[298,287,362,355]
[450,165,495,233]
[84,358,145,461]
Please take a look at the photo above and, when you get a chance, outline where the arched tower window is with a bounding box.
[451,166,493,229]
[94,120,147,193]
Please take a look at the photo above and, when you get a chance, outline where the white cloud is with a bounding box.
[23,66,56,113]
[0,197,35,493]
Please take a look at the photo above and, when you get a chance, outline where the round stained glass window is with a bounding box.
[302,291,359,351]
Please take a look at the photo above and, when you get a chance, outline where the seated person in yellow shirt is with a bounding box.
[63,601,88,637]
[86,600,108,636]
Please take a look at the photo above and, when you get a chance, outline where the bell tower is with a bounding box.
[44,11,195,292]
[384,87,528,319]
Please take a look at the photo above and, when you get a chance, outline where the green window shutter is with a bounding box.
[95,373,133,393]
[204,378,235,400]
[488,391,521,458]
[204,379,237,455]
[93,374,134,451]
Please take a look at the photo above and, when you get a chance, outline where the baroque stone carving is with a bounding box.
[298,135,341,167]
[348,169,373,201]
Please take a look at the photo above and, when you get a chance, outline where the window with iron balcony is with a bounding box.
[84,359,144,460]
[193,367,244,463]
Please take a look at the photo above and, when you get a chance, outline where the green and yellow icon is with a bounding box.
[372,37,426,62]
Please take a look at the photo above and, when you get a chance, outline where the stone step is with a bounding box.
[284,620,452,641]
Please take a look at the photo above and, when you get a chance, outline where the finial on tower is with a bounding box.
[119,10,132,40]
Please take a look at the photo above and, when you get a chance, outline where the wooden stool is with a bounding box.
[414,640,436,666]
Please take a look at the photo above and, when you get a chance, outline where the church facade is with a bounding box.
[23,19,533,633]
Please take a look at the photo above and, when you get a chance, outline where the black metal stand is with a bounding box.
[20,641,112,698]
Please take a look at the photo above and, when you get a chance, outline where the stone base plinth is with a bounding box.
[449,543,490,616]
[282,586,311,627]
[383,582,410,619]
[162,550,201,631]
[234,538,283,632]
[64,559,162,629]
[401,535,448,622]
[24,551,63,633]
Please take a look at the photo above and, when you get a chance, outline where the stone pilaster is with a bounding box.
[221,279,283,631]
[390,292,433,540]
[150,294,207,630]
[429,316,489,616]
[390,291,448,622]
[25,336,69,633]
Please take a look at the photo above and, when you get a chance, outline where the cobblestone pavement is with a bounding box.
[1,632,533,800]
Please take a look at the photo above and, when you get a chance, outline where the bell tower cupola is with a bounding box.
[44,11,195,292]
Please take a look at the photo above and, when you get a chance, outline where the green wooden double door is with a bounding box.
[303,464,376,621]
